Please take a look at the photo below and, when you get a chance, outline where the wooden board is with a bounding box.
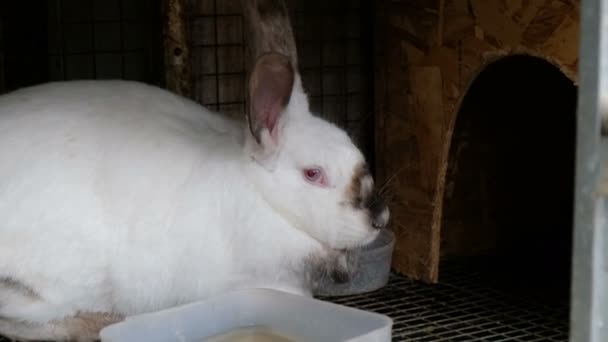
[374,0,580,283]
[164,0,191,97]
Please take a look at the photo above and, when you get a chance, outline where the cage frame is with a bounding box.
[569,0,608,341]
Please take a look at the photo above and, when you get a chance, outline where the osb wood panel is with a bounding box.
[164,0,192,97]
[373,0,388,183]
[375,0,579,282]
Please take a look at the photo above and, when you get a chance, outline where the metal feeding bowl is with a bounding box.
[315,229,395,297]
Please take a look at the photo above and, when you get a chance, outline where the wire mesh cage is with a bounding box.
[0,1,163,91]
[332,260,570,342]
[187,0,375,158]
[0,0,375,160]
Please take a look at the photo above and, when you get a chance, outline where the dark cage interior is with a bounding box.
[0,0,164,91]
[442,55,577,303]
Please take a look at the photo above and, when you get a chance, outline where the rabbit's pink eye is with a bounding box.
[303,168,326,186]
[305,169,320,180]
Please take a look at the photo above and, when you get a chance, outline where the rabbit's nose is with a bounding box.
[370,198,389,229]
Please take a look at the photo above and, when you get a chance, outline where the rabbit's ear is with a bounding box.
[246,52,294,164]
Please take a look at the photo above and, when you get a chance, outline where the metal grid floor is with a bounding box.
[324,259,570,341]
[0,259,569,342]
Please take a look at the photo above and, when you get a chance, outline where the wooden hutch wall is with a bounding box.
[374,0,580,282]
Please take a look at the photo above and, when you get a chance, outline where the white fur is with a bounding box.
[0,78,380,340]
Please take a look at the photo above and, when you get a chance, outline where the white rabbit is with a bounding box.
[0,5,389,342]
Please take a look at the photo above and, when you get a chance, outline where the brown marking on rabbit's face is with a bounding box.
[0,276,40,300]
[346,163,389,230]
[347,163,369,207]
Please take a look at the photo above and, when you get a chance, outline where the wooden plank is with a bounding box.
[384,66,444,282]
[409,67,445,192]
[441,0,474,45]
[374,0,389,182]
[163,0,191,97]
[540,11,579,70]
[521,0,573,47]
[387,0,441,50]
[469,0,525,47]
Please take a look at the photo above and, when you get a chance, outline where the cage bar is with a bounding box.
[570,0,608,341]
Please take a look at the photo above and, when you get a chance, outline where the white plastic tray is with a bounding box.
[99,288,392,342]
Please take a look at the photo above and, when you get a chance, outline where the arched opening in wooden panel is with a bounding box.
[441,55,577,301]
